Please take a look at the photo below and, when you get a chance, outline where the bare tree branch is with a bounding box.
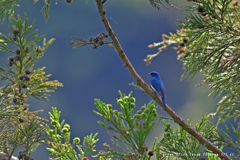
[94,0,232,159]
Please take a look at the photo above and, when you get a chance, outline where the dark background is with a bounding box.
[1,0,224,159]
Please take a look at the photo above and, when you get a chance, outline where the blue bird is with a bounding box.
[149,71,166,107]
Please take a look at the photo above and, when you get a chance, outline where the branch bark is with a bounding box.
[95,0,232,159]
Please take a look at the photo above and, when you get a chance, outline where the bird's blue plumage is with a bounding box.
[149,71,166,107]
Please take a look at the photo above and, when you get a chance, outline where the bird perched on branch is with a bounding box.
[149,71,166,107]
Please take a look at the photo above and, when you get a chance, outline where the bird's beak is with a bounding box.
[149,73,151,75]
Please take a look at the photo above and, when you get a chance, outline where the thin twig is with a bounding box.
[95,0,232,159]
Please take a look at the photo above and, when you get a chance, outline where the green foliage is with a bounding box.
[209,122,240,159]
[153,114,219,159]
[145,0,240,123]
[0,14,62,159]
[46,107,98,160]
[1,0,239,159]
[0,97,47,159]
[94,91,159,159]
[40,0,51,22]
[148,0,180,10]
[129,82,145,93]
[0,0,18,23]
[205,146,223,160]
[0,110,48,159]
[0,14,62,103]
[33,0,86,22]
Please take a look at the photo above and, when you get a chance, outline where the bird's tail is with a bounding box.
[161,98,166,107]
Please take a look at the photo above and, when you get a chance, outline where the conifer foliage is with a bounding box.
[0,0,239,159]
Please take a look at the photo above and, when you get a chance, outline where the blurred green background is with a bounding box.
[1,0,218,159]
